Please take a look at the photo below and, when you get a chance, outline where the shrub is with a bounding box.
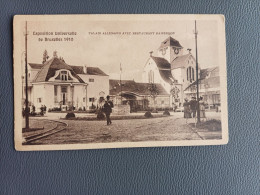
[152,109,158,113]
[163,110,170,116]
[144,111,153,118]
[97,111,105,120]
[66,112,75,119]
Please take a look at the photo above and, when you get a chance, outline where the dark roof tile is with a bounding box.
[70,66,108,76]
[109,79,169,96]
[150,56,174,84]
[159,36,183,49]
[28,63,44,69]
[33,57,84,83]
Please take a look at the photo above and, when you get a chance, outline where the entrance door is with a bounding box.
[61,86,67,105]
[62,93,66,105]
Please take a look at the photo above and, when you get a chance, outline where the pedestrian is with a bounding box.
[183,98,191,124]
[103,95,114,125]
[199,96,206,120]
[189,97,197,118]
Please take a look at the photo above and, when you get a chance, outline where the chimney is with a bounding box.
[187,48,191,54]
[53,50,58,58]
[149,51,153,57]
[83,65,87,74]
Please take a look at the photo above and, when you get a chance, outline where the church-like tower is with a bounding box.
[157,36,183,63]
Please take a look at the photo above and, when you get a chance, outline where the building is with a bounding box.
[184,67,221,109]
[23,55,109,112]
[109,79,170,112]
[143,36,201,107]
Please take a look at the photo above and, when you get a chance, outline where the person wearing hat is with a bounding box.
[103,95,114,125]
[183,98,191,123]
[189,97,197,118]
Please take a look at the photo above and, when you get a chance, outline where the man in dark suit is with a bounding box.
[189,97,197,118]
[103,95,114,125]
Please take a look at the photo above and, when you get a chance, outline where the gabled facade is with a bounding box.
[143,36,201,107]
[23,56,109,111]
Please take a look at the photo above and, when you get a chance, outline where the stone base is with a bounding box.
[112,104,130,115]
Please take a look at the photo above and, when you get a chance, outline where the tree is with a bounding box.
[170,85,180,104]
[42,49,49,64]
[148,83,159,109]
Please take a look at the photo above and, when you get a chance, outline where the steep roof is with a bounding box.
[109,79,169,96]
[28,63,44,69]
[151,56,171,69]
[158,36,183,49]
[184,67,219,91]
[158,69,175,84]
[171,54,191,69]
[33,57,84,83]
[150,56,174,84]
[71,66,108,76]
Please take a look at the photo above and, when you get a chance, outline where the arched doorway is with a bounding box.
[119,92,148,112]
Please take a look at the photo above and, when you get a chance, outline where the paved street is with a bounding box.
[29,111,222,145]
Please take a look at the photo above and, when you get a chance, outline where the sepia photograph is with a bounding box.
[13,15,228,150]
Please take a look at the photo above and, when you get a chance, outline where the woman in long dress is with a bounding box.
[199,96,206,120]
[183,98,191,124]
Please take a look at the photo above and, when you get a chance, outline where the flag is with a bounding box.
[120,63,122,73]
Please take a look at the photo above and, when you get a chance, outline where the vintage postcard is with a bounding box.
[13,14,228,151]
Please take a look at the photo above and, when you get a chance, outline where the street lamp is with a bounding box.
[24,21,29,129]
[194,20,200,123]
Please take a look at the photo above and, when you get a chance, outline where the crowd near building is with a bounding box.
[22,36,220,113]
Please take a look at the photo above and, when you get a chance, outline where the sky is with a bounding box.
[22,18,220,82]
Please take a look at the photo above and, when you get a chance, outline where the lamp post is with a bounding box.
[24,21,29,129]
[194,20,200,123]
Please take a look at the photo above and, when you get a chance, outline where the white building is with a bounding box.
[23,56,109,112]
[143,36,200,107]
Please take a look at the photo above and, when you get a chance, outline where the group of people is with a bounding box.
[183,96,206,123]
[22,104,47,117]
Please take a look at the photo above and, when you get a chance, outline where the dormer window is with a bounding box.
[61,70,68,81]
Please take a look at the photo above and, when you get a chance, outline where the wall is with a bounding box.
[79,74,109,108]
[73,85,87,110]
[32,84,44,111]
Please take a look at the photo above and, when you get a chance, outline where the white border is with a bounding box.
[13,14,228,151]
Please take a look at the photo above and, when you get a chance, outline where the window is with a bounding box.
[61,86,67,93]
[89,97,95,102]
[161,100,164,104]
[61,70,68,81]
[54,86,58,96]
[37,98,42,103]
[148,70,154,83]
[187,67,195,82]
[212,94,221,104]
[54,86,58,103]
[83,97,86,102]
[89,78,94,82]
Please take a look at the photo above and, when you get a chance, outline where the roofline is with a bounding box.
[78,73,109,77]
